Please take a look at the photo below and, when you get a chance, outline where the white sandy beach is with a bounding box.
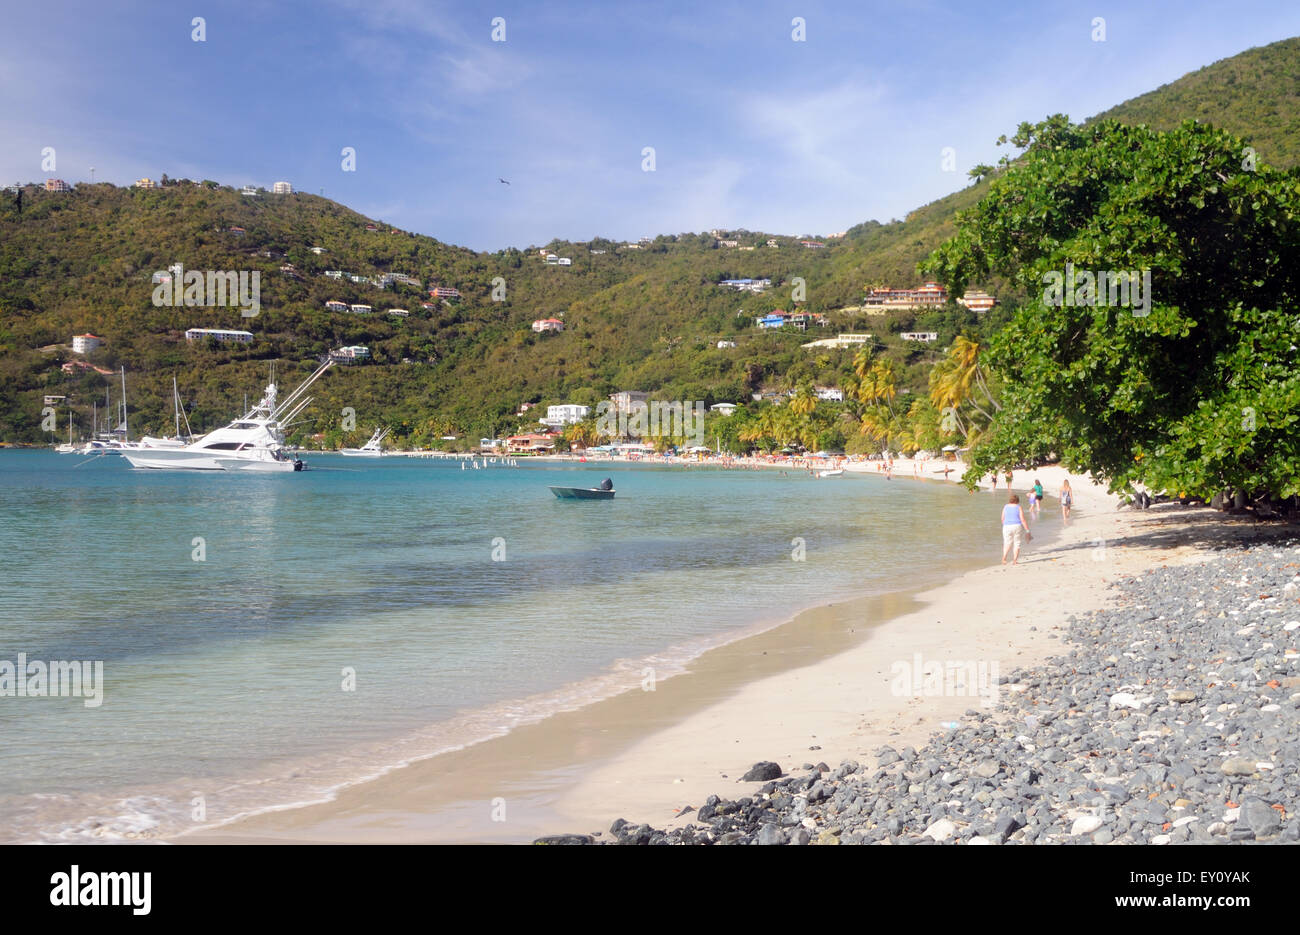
[184,462,1242,844]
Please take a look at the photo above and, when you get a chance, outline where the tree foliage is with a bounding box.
[925,115,1300,505]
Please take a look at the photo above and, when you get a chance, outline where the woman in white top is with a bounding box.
[1000,494,1031,565]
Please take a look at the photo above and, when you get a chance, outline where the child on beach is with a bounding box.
[991,473,997,490]
[1060,479,1073,523]
[1000,494,1031,565]
[1032,478,1044,517]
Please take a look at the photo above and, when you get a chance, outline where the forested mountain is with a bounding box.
[2,36,1297,449]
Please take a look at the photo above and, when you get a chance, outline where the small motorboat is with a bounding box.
[818,468,844,478]
[549,477,615,500]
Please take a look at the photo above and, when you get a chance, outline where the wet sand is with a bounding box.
[181,466,1228,843]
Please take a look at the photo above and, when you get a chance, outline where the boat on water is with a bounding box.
[818,468,844,478]
[121,361,333,472]
[549,478,616,500]
[340,427,390,457]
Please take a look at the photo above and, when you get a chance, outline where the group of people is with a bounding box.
[999,475,1074,566]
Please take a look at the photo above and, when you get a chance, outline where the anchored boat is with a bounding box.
[340,427,390,457]
[121,361,332,472]
[549,477,615,500]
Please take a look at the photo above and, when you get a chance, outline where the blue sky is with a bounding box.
[3,0,1298,251]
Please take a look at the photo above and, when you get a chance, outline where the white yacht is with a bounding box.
[122,361,333,472]
[340,427,390,457]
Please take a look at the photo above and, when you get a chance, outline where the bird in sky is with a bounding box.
[498,178,510,185]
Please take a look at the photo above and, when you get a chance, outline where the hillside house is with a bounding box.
[330,345,370,363]
[958,291,996,313]
[71,334,103,354]
[185,328,253,344]
[610,390,649,414]
[540,404,591,427]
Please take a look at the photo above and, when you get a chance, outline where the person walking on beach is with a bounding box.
[991,472,997,490]
[1032,478,1044,517]
[1005,469,1013,489]
[1060,478,1073,523]
[1001,494,1031,565]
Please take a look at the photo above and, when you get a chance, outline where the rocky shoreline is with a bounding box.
[536,535,1300,845]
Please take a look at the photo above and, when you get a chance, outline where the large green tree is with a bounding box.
[925,115,1300,509]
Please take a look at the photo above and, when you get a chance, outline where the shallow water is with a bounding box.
[0,451,1001,841]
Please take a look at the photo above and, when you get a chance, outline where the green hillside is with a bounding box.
[2,35,1297,449]
[0,180,997,447]
[1093,37,1300,169]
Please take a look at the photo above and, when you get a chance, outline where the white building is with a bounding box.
[350,304,372,314]
[717,340,736,349]
[815,387,844,401]
[610,390,649,414]
[185,328,253,344]
[801,333,873,349]
[330,345,370,363]
[531,318,564,333]
[71,334,103,354]
[272,181,293,194]
[540,404,591,427]
[710,403,738,415]
[958,291,996,313]
[899,332,939,343]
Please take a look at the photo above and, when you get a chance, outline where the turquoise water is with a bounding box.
[0,450,1001,841]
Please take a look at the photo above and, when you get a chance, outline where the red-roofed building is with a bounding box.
[531,318,564,333]
[506,433,556,454]
[71,334,103,354]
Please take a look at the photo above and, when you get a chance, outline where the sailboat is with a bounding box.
[121,360,334,472]
[135,377,198,449]
[340,427,390,457]
[55,411,77,453]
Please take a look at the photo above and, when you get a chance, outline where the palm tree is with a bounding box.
[852,345,875,382]
[789,385,817,417]
[928,336,999,439]
[858,359,899,417]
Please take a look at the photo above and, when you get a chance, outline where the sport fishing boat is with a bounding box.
[121,361,333,472]
[340,427,390,457]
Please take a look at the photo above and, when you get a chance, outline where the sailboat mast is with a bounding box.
[120,366,130,442]
[174,376,180,437]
